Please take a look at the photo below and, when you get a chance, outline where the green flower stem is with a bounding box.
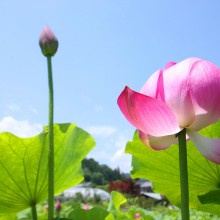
[47,56,54,220]
[177,128,190,220]
[31,204,37,220]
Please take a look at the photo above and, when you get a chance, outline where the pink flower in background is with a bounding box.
[118,57,220,163]
[134,213,141,219]
[55,200,62,212]
[82,204,90,210]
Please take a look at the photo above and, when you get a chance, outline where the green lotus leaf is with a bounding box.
[107,191,127,219]
[107,191,127,211]
[0,123,95,213]
[125,121,220,216]
[68,207,109,220]
[0,213,17,220]
[198,190,220,205]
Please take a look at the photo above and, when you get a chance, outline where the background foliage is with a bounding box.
[82,158,126,185]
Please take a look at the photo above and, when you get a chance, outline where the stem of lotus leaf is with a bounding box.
[47,56,54,219]
[31,204,37,220]
[177,128,190,220]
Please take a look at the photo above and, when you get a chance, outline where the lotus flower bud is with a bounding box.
[39,25,58,57]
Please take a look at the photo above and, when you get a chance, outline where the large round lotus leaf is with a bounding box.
[0,123,95,213]
[125,121,220,216]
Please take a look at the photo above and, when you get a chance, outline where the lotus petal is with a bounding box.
[138,130,179,150]
[117,86,181,137]
[187,130,220,164]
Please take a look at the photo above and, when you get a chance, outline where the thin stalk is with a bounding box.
[47,56,54,219]
[31,204,37,220]
[177,128,190,220]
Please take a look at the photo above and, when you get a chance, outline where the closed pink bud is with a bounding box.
[39,25,58,57]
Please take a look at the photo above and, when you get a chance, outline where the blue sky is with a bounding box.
[0,1,220,172]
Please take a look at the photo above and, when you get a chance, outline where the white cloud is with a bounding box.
[111,134,131,162]
[111,147,125,162]
[0,116,42,137]
[84,130,132,172]
[87,149,109,161]
[115,134,130,148]
[110,134,132,172]
[69,124,133,172]
[86,126,116,137]
[88,143,132,173]
[110,150,131,172]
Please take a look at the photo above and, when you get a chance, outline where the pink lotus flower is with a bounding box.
[117,57,220,164]
[55,200,62,212]
[82,204,90,210]
[134,213,141,218]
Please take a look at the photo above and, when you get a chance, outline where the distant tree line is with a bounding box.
[82,158,127,185]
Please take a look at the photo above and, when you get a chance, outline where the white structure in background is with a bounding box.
[63,184,110,201]
[140,192,162,200]
[136,179,163,201]
[136,179,153,193]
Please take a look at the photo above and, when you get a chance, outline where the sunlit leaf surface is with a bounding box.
[68,207,109,220]
[0,123,95,213]
[125,121,220,216]
[107,191,127,220]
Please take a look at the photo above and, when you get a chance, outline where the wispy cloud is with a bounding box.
[110,134,132,172]
[87,149,110,162]
[94,104,103,112]
[111,147,125,162]
[86,125,116,137]
[81,95,93,104]
[110,149,131,172]
[29,105,38,115]
[115,134,130,148]
[0,116,42,137]
[6,103,39,115]
[81,95,104,113]
[77,124,133,172]
[6,103,21,112]
[111,134,129,162]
